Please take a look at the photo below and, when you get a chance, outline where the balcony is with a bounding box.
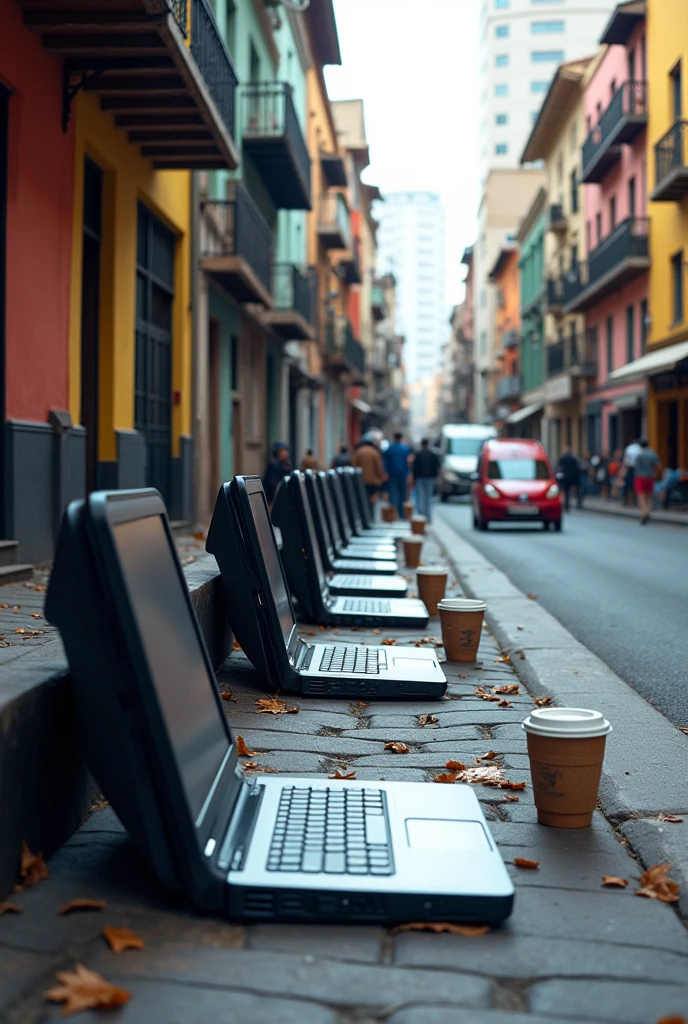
[317,193,351,250]
[337,236,362,285]
[320,151,347,187]
[240,83,311,210]
[325,317,366,383]
[548,204,567,233]
[563,217,649,313]
[582,81,648,184]
[371,286,386,322]
[546,277,564,314]
[651,121,688,201]
[19,0,239,169]
[264,265,317,341]
[546,335,597,379]
[200,183,273,306]
[502,329,520,349]
[497,375,521,401]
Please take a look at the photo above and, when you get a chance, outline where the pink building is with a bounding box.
[565,3,649,457]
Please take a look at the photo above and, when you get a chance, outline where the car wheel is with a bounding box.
[478,513,488,532]
[472,512,478,528]
[440,492,449,503]
[542,521,550,531]
[554,519,562,532]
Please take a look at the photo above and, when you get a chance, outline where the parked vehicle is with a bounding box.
[471,438,562,531]
[438,424,498,501]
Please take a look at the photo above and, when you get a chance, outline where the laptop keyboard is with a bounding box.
[334,575,385,587]
[267,786,394,875]
[339,598,391,614]
[319,645,382,674]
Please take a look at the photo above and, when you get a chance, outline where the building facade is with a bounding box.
[512,186,548,439]
[489,246,521,425]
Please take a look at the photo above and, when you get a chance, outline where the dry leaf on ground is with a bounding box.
[657,813,684,823]
[0,603,8,609]
[329,770,356,779]
[0,902,23,915]
[14,628,26,635]
[232,639,242,652]
[371,629,382,634]
[31,613,41,620]
[654,1016,687,1024]
[193,530,206,541]
[59,899,106,915]
[220,690,236,702]
[17,842,49,890]
[494,684,520,695]
[434,772,459,784]
[384,742,410,754]
[45,965,131,1017]
[499,779,527,791]
[355,701,369,709]
[381,638,397,646]
[476,751,497,761]
[102,926,145,954]
[527,593,537,600]
[495,655,511,664]
[503,794,520,802]
[391,921,490,936]
[475,688,501,703]
[513,858,539,869]
[445,760,467,771]
[678,727,688,735]
[498,700,513,708]
[236,736,256,757]
[602,876,628,888]
[255,696,299,715]
[419,714,439,726]
[534,697,554,707]
[635,863,680,903]
[242,763,280,774]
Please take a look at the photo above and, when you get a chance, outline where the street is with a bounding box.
[436,499,688,728]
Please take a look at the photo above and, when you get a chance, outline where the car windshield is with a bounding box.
[488,459,550,481]
[447,438,486,456]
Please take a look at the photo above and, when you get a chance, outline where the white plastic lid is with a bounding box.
[411,515,427,521]
[403,536,424,544]
[437,598,486,612]
[416,565,450,576]
[522,707,612,738]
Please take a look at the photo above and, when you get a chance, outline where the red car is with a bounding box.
[471,438,563,531]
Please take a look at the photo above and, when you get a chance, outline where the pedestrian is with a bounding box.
[383,431,413,518]
[263,442,291,505]
[557,445,580,512]
[331,445,351,468]
[412,438,440,521]
[576,452,590,508]
[351,431,385,513]
[622,437,642,506]
[633,437,660,524]
[300,449,320,471]
[607,448,622,498]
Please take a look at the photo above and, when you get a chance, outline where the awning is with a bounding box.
[351,399,372,414]
[614,392,643,410]
[505,401,544,425]
[609,340,688,383]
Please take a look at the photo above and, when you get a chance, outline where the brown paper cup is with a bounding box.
[403,500,414,520]
[381,505,397,523]
[438,599,486,661]
[416,566,449,615]
[411,515,427,535]
[401,536,423,568]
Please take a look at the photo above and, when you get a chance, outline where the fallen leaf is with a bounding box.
[513,858,539,869]
[45,964,131,1016]
[232,638,242,652]
[15,628,27,634]
[236,736,256,757]
[518,650,526,660]
[18,842,49,890]
[242,762,280,774]
[59,899,106,915]
[534,697,553,707]
[458,673,470,679]
[434,772,459,784]
[255,696,299,715]
[419,714,439,727]
[475,687,501,703]
[503,794,520,802]
[31,613,41,619]
[220,690,236,702]
[371,628,382,634]
[498,700,513,708]
[527,593,537,600]
[679,727,688,735]
[391,922,490,936]
[494,684,520,695]
[655,1017,687,1024]
[12,605,19,612]
[318,625,327,631]
[635,863,680,903]
[193,530,206,541]
[602,876,628,888]
[328,770,356,779]
[102,926,145,954]
[476,751,497,761]
[657,813,684,823]
[445,760,467,771]
[302,631,317,636]
[0,603,7,608]
[0,902,23,915]
[356,701,369,709]
[33,584,47,592]
[499,780,527,791]
[384,742,410,754]
[495,655,511,664]
[381,638,397,646]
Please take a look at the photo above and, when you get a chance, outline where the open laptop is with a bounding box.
[313,472,399,575]
[207,476,447,698]
[338,468,410,539]
[350,467,411,536]
[325,471,398,557]
[272,473,427,627]
[44,489,513,924]
[302,471,407,597]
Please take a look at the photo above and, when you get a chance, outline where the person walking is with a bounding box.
[633,437,660,524]
[263,442,291,505]
[557,446,580,512]
[622,437,642,506]
[351,432,385,512]
[383,432,413,518]
[412,438,440,521]
[331,445,351,468]
[300,449,320,471]
[576,452,590,508]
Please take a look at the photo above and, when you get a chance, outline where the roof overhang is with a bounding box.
[505,402,544,425]
[600,1,646,46]
[520,59,592,164]
[304,0,342,65]
[488,247,517,281]
[609,339,688,383]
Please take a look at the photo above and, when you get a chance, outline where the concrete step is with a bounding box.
[0,540,20,568]
[0,563,34,584]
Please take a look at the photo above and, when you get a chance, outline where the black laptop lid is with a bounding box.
[327,470,353,542]
[352,467,372,526]
[271,474,326,621]
[304,470,335,564]
[316,470,342,550]
[339,469,363,532]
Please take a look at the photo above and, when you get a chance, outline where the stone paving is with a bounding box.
[1,532,687,1023]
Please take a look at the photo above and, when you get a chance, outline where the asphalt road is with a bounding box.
[436,498,688,727]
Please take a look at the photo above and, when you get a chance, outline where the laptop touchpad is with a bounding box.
[405,819,490,851]
[393,658,436,672]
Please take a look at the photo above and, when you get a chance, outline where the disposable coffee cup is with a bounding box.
[382,504,397,523]
[416,566,449,615]
[401,535,423,568]
[411,515,427,536]
[522,707,612,829]
[437,598,486,661]
[403,500,414,520]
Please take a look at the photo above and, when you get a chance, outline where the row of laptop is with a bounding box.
[42,478,514,924]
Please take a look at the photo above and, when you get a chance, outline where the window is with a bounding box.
[495,83,509,97]
[488,459,551,480]
[495,24,509,37]
[531,81,549,93]
[570,168,578,213]
[595,212,602,244]
[531,20,564,32]
[495,142,509,155]
[670,61,682,120]
[671,250,684,325]
[495,53,509,67]
[626,304,635,363]
[610,196,616,230]
[606,316,613,376]
[496,113,509,125]
[628,176,636,218]
[496,0,509,8]
[640,299,648,353]
[531,50,565,63]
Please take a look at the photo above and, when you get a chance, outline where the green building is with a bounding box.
[514,186,547,438]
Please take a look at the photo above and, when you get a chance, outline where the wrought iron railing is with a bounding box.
[318,193,351,248]
[588,216,649,286]
[241,82,310,188]
[582,81,647,178]
[547,340,565,376]
[497,375,520,400]
[272,264,317,325]
[200,185,273,294]
[546,277,563,307]
[167,0,188,35]
[655,120,688,187]
[547,334,597,377]
[326,317,365,376]
[191,0,238,137]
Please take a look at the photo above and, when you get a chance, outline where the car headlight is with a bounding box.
[444,470,458,482]
[484,483,500,499]
[545,483,560,499]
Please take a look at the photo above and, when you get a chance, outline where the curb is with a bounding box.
[579,499,688,528]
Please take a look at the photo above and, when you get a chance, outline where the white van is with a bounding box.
[438,424,498,501]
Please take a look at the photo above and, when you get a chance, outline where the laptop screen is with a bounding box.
[319,474,342,546]
[247,489,295,647]
[296,476,326,589]
[112,515,229,820]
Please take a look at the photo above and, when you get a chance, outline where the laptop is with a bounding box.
[350,467,411,536]
[45,489,513,925]
[302,471,408,597]
[313,472,399,575]
[272,473,428,628]
[338,468,410,539]
[325,471,398,556]
[207,476,447,698]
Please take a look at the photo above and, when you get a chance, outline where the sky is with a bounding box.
[324,0,482,317]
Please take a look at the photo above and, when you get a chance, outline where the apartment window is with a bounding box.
[496,113,508,125]
[570,168,578,213]
[531,20,564,33]
[640,299,648,353]
[495,24,509,37]
[595,213,602,244]
[670,61,682,120]
[531,50,565,63]
[480,330,487,354]
[495,142,509,155]
[671,250,684,325]
[495,83,509,97]
[610,196,617,230]
[531,81,549,93]
[628,176,636,218]
[606,316,614,376]
[496,0,509,8]
[481,289,487,308]
[626,304,635,363]
[495,54,509,67]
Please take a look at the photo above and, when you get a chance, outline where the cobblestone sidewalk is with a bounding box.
[1,533,687,1023]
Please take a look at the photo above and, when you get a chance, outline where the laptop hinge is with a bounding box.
[217,780,265,873]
